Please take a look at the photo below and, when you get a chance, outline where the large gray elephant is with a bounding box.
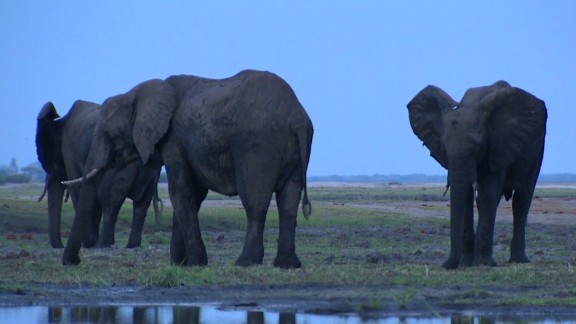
[62,70,313,269]
[36,101,163,249]
[407,81,547,269]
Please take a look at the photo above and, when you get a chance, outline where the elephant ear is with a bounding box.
[407,85,458,169]
[36,102,64,176]
[482,87,547,171]
[131,79,177,165]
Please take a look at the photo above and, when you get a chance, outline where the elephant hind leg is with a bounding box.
[235,191,273,267]
[509,188,533,263]
[273,170,303,269]
[234,161,276,267]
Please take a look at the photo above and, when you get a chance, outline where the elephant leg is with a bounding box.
[83,201,102,248]
[166,160,208,266]
[97,203,122,248]
[170,211,186,265]
[126,198,150,248]
[509,188,533,263]
[474,176,503,266]
[47,179,66,248]
[273,171,303,269]
[461,191,475,267]
[235,165,274,267]
[63,181,98,265]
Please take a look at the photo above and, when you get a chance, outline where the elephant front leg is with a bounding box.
[126,199,149,248]
[273,175,303,269]
[171,197,208,266]
[474,179,502,267]
[82,200,101,248]
[98,205,122,248]
[166,163,208,266]
[63,182,98,265]
[170,212,187,265]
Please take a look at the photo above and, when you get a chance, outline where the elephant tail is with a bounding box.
[296,122,313,219]
[151,164,164,228]
[152,186,164,227]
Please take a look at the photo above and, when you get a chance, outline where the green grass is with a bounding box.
[1,183,576,309]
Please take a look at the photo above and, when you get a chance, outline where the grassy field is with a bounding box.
[1,183,576,314]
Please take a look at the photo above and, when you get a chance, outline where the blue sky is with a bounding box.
[1,1,575,176]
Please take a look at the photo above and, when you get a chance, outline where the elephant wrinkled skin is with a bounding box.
[36,101,162,249]
[407,81,547,269]
[62,70,313,269]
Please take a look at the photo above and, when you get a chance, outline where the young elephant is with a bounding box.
[62,70,313,269]
[36,101,163,249]
[407,81,547,269]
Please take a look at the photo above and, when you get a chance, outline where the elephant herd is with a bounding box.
[36,70,547,270]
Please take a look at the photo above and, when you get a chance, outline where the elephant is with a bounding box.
[36,101,163,249]
[407,81,547,269]
[62,70,313,269]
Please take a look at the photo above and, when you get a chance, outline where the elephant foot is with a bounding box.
[62,249,81,266]
[273,254,301,269]
[96,241,114,249]
[126,242,142,249]
[169,247,208,266]
[126,236,142,248]
[51,241,64,249]
[442,257,460,270]
[235,251,264,267]
[82,237,99,249]
[187,252,208,266]
[473,255,497,267]
[170,256,187,266]
[509,253,530,264]
[170,244,188,266]
[460,254,474,267]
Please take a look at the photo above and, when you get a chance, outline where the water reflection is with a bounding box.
[0,305,573,323]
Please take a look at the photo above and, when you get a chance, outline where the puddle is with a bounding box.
[1,305,574,323]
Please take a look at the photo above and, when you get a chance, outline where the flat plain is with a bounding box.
[0,182,575,317]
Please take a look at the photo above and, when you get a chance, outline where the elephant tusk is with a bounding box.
[61,168,100,186]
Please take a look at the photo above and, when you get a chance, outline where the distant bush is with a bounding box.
[0,159,43,184]
[0,173,30,185]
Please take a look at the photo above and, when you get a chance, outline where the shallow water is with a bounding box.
[1,305,574,324]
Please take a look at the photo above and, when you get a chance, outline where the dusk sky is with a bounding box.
[1,2,574,176]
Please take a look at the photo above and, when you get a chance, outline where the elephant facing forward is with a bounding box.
[36,101,163,249]
[408,81,547,269]
[62,70,313,269]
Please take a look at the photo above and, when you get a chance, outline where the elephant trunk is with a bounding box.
[46,176,66,248]
[443,167,476,269]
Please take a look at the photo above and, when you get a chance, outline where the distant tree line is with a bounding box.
[308,173,576,184]
[3,159,576,185]
[0,158,45,185]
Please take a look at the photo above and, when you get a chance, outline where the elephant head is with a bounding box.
[407,81,547,269]
[78,79,177,181]
[62,80,177,264]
